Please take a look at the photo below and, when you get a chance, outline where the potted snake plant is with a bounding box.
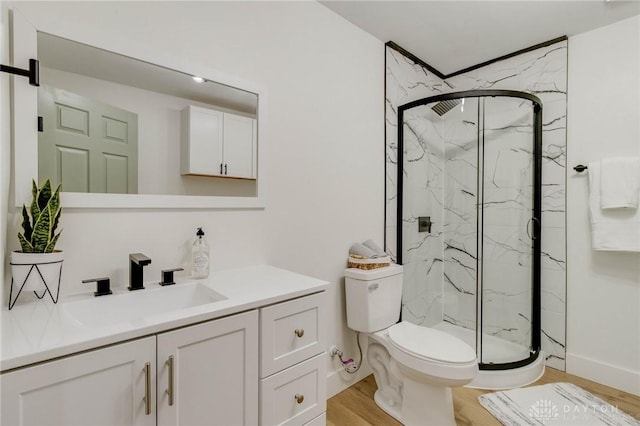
[10,179,63,298]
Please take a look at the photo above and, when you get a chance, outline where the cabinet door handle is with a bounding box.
[167,355,175,406]
[295,394,304,404]
[294,328,304,338]
[144,362,151,415]
[220,163,223,174]
[224,164,228,175]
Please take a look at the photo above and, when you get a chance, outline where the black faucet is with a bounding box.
[129,253,151,291]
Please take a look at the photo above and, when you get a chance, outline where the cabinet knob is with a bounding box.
[295,394,304,404]
[294,328,304,338]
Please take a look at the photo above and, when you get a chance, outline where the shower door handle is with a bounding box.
[526,217,540,240]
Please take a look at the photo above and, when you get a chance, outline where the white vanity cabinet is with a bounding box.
[181,105,257,179]
[0,337,157,426]
[157,310,258,426]
[0,267,330,426]
[0,310,258,426]
[259,292,327,426]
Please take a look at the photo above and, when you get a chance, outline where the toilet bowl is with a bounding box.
[345,265,477,426]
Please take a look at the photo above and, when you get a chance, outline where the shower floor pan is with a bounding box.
[434,322,545,390]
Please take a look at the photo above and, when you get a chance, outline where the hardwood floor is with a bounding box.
[327,368,640,426]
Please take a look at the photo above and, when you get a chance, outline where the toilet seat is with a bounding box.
[388,321,476,364]
[370,322,478,387]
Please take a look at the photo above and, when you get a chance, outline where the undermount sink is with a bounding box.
[62,282,227,328]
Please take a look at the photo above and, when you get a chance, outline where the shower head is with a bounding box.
[431,99,461,116]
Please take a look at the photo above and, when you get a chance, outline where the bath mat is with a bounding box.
[478,382,640,425]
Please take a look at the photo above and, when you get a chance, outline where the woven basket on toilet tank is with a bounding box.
[347,254,391,270]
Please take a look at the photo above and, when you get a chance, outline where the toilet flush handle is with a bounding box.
[368,283,379,290]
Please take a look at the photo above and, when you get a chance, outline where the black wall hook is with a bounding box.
[0,58,39,86]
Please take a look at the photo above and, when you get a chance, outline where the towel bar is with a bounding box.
[573,165,588,172]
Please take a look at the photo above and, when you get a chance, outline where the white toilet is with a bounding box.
[345,264,477,426]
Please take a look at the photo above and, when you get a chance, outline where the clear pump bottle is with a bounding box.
[192,227,209,279]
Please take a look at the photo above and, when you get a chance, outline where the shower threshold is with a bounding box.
[434,321,545,390]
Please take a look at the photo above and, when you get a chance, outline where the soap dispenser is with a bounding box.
[192,227,210,279]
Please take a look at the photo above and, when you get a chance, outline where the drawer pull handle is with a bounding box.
[295,394,304,404]
[144,362,151,415]
[167,355,175,406]
[294,328,304,338]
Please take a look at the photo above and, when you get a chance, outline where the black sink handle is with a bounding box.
[160,268,184,286]
[82,277,112,297]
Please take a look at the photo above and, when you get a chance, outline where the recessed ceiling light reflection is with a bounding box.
[192,76,205,83]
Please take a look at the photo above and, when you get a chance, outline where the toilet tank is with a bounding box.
[344,264,403,333]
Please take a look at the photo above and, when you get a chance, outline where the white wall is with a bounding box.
[566,15,640,396]
[0,4,9,309]
[2,1,383,395]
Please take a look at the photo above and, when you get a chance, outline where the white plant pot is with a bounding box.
[10,251,64,293]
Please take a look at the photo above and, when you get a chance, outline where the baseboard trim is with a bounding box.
[326,363,373,399]
[566,353,640,396]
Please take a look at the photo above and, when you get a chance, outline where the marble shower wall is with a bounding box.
[401,105,446,326]
[446,42,568,370]
[385,48,446,326]
[385,41,567,370]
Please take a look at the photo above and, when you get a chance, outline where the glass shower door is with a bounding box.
[478,96,537,366]
[398,90,542,372]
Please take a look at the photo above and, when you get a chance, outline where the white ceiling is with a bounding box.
[320,1,640,76]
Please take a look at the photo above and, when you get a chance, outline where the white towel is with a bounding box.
[362,239,386,257]
[588,161,640,252]
[349,243,377,259]
[600,156,640,209]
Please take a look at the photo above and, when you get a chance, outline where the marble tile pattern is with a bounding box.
[385,41,567,370]
[385,48,447,326]
[401,105,446,326]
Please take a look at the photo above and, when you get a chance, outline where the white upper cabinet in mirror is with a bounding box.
[11,6,266,209]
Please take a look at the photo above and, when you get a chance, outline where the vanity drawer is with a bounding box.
[260,353,326,426]
[304,413,326,426]
[260,292,325,377]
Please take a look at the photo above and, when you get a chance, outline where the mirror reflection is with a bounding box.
[37,32,258,197]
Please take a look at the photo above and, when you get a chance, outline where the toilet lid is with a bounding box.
[388,321,476,364]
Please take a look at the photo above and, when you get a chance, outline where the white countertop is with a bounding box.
[1,265,329,372]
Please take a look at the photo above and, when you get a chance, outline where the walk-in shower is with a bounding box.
[397,90,544,389]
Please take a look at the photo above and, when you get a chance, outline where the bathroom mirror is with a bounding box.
[12,7,266,209]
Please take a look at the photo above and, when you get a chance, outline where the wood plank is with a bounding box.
[327,368,640,425]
